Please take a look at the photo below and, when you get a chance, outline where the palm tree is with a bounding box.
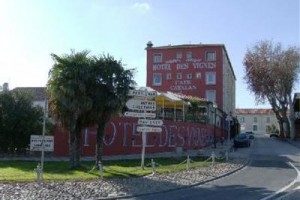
[48,50,92,169]
[88,54,135,166]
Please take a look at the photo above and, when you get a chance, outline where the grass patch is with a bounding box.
[0,156,213,182]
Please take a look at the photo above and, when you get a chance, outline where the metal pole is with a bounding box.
[141,88,147,170]
[214,107,217,148]
[228,118,231,150]
[141,131,146,169]
[41,98,47,180]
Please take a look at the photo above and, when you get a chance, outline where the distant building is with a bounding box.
[235,109,279,134]
[145,42,236,115]
[12,87,47,108]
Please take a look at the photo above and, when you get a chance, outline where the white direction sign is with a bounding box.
[126,99,156,111]
[124,112,156,118]
[137,126,162,133]
[128,90,157,97]
[30,135,54,152]
[138,119,163,126]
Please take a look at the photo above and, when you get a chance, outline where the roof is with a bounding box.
[235,109,275,115]
[146,43,226,50]
[145,42,236,80]
[12,87,47,101]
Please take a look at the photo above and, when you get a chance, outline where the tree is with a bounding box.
[243,40,300,138]
[87,54,135,167]
[48,51,136,169]
[48,50,92,169]
[0,91,43,154]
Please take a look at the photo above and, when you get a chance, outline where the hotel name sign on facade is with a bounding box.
[152,57,217,91]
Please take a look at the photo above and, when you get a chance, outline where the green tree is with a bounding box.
[243,40,300,138]
[88,54,135,166]
[48,50,93,169]
[0,91,43,154]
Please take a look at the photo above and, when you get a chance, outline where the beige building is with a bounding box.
[235,109,279,134]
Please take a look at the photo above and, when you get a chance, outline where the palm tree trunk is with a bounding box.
[69,129,76,169]
[69,124,82,169]
[95,121,106,168]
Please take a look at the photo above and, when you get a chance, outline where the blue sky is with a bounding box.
[0,0,299,108]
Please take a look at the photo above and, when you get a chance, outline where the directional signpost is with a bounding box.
[125,99,156,111]
[124,111,156,118]
[128,89,157,98]
[137,126,162,133]
[138,119,163,127]
[126,88,163,169]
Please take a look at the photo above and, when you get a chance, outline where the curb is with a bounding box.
[100,159,250,200]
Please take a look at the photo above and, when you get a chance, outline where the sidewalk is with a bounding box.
[0,142,234,162]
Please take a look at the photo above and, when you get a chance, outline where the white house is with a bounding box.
[235,109,279,134]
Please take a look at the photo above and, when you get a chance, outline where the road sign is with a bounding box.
[138,119,163,126]
[126,99,156,111]
[137,126,162,133]
[124,112,156,118]
[30,135,54,152]
[128,90,157,97]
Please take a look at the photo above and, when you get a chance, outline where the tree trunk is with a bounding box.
[95,121,106,168]
[279,119,284,138]
[69,124,82,169]
[288,95,296,140]
[69,129,76,169]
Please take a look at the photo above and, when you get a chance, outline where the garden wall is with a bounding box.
[54,116,225,157]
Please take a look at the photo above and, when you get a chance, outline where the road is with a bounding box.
[127,134,300,200]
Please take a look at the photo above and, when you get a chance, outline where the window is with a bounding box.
[186,51,192,59]
[153,73,162,86]
[206,90,216,102]
[253,125,258,131]
[177,73,182,79]
[195,72,201,79]
[266,117,270,123]
[205,72,216,85]
[153,54,162,63]
[166,73,172,80]
[186,73,192,79]
[254,117,257,123]
[206,51,216,61]
[176,52,182,59]
[240,117,245,123]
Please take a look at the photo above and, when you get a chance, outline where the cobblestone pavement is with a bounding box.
[0,158,247,200]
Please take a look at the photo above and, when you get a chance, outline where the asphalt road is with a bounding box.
[127,134,300,200]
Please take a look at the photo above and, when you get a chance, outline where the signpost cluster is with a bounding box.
[126,89,163,169]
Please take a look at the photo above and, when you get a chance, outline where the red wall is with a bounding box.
[146,45,224,108]
[54,116,225,157]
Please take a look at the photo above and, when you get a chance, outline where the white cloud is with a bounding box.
[131,2,151,14]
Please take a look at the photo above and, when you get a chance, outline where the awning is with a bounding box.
[155,92,187,108]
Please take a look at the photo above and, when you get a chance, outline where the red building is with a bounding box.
[146,42,236,115]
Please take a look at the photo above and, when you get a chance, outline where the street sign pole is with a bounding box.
[40,98,47,180]
[141,89,147,170]
[141,131,146,170]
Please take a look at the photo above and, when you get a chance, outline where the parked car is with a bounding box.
[234,133,251,148]
[245,131,255,139]
[270,133,279,138]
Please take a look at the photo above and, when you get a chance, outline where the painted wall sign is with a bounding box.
[54,117,225,157]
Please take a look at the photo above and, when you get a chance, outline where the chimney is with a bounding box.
[146,41,153,48]
[3,83,9,92]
